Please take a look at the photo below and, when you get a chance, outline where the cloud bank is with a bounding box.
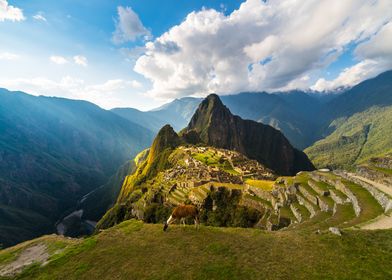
[133,0,392,98]
[0,76,143,109]
[0,0,24,22]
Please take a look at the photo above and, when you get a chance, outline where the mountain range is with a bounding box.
[1,70,392,247]
[113,71,392,164]
[0,89,153,247]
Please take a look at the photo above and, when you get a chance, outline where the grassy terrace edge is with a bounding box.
[2,219,392,280]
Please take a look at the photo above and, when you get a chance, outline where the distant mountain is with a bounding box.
[305,106,392,169]
[111,97,202,132]
[0,89,153,247]
[324,70,392,121]
[221,92,326,149]
[182,94,314,175]
[306,71,392,168]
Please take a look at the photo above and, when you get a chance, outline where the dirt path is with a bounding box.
[360,213,392,230]
[348,173,392,197]
[0,244,49,277]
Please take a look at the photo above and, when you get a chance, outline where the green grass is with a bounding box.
[4,220,392,280]
[291,202,310,220]
[305,106,392,169]
[245,179,275,191]
[192,151,239,175]
[279,206,295,221]
[340,180,384,228]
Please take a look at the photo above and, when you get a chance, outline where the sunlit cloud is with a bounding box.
[0,0,25,22]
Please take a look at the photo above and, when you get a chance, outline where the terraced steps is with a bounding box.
[165,169,389,232]
[335,171,392,212]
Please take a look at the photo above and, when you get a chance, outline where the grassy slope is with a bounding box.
[3,220,392,280]
[305,106,392,169]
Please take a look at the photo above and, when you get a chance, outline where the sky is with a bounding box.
[0,0,392,111]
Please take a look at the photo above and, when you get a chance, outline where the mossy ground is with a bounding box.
[3,220,392,280]
[245,179,274,191]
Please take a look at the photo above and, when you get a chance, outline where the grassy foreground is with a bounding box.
[1,220,392,280]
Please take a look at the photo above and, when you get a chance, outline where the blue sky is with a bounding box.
[1,0,391,110]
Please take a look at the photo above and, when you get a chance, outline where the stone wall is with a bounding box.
[296,194,316,217]
[357,166,392,186]
[314,174,361,217]
[308,180,330,196]
[335,170,392,212]
[298,185,318,205]
[290,204,302,222]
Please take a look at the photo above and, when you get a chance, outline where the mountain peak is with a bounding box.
[183,95,314,175]
[148,124,181,162]
[205,93,223,105]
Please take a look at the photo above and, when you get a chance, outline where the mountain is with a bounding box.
[324,70,392,121]
[0,89,154,247]
[182,94,314,175]
[111,97,202,132]
[221,92,326,149]
[97,94,314,230]
[305,106,392,169]
[305,71,392,168]
[111,92,326,149]
[6,150,391,279]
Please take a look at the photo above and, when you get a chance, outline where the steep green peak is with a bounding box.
[149,124,181,162]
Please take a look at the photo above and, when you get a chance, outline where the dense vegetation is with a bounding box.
[305,106,392,169]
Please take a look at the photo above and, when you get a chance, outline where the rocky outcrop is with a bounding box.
[182,94,315,175]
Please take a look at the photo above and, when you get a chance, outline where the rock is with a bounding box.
[329,227,342,236]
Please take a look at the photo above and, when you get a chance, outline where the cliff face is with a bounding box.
[183,94,314,175]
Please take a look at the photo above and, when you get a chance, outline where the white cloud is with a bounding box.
[355,22,392,62]
[73,55,88,67]
[133,0,392,99]
[0,51,19,60]
[312,22,392,91]
[85,79,142,93]
[50,55,68,65]
[0,0,25,22]
[311,60,382,91]
[112,6,151,44]
[33,12,47,22]
[0,76,144,108]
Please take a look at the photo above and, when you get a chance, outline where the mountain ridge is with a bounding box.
[0,89,154,247]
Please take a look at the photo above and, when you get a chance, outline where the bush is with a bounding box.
[143,203,172,223]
